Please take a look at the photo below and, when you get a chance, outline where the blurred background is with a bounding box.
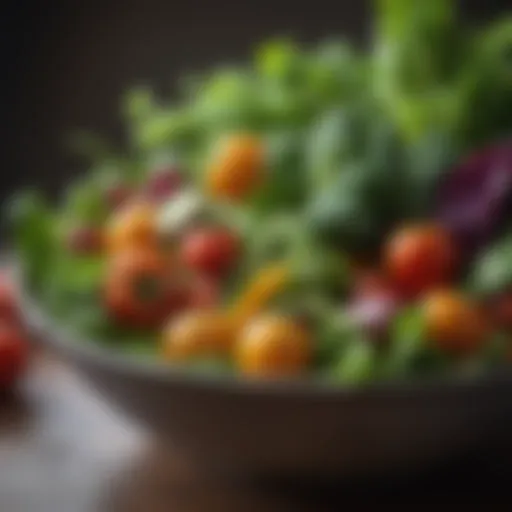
[2,0,510,203]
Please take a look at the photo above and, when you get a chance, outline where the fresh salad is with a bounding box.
[10,0,512,383]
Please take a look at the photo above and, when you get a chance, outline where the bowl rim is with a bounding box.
[16,266,512,400]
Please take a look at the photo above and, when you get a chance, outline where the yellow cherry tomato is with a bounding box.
[206,134,264,200]
[235,314,311,378]
[423,290,488,355]
[106,200,157,254]
[161,311,236,362]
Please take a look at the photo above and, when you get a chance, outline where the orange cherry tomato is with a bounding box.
[0,324,29,389]
[105,201,157,254]
[423,290,488,356]
[235,314,311,378]
[385,224,457,297]
[161,311,235,361]
[104,249,186,328]
[181,227,240,277]
[206,134,264,200]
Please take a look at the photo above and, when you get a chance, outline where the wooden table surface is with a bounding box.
[1,347,512,511]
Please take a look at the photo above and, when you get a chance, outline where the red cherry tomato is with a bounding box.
[385,224,457,298]
[181,227,240,276]
[0,325,28,388]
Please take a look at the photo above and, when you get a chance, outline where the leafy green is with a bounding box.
[457,17,512,147]
[8,191,57,290]
[384,306,445,378]
[255,129,308,210]
[328,340,378,384]
[373,0,462,140]
[470,235,512,296]
[307,137,407,251]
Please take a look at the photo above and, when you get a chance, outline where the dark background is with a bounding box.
[1,0,510,202]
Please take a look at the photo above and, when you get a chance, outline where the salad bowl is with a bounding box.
[11,0,512,478]
[19,275,512,477]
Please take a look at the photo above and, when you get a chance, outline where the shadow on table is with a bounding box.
[105,431,512,512]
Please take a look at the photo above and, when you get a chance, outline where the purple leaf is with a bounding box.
[436,139,512,255]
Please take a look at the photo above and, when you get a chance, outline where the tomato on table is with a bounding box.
[385,224,457,297]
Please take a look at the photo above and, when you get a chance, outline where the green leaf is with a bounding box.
[384,306,441,378]
[133,107,202,154]
[314,309,360,368]
[307,168,382,252]
[373,0,463,140]
[122,86,155,122]
[405,129,459,217]
[307,117,408,252]
[374,0,458,93]
[329,340,378,385]
[305,106,367,190]
[42,255,105,317]
[8,191,57,290]
[469,235,512,296]
[457,17,512,147]
[255,39,302,84]
[64,178,108,226]
[254,130,308,211]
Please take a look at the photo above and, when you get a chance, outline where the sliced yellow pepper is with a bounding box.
[231,263,290,326]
